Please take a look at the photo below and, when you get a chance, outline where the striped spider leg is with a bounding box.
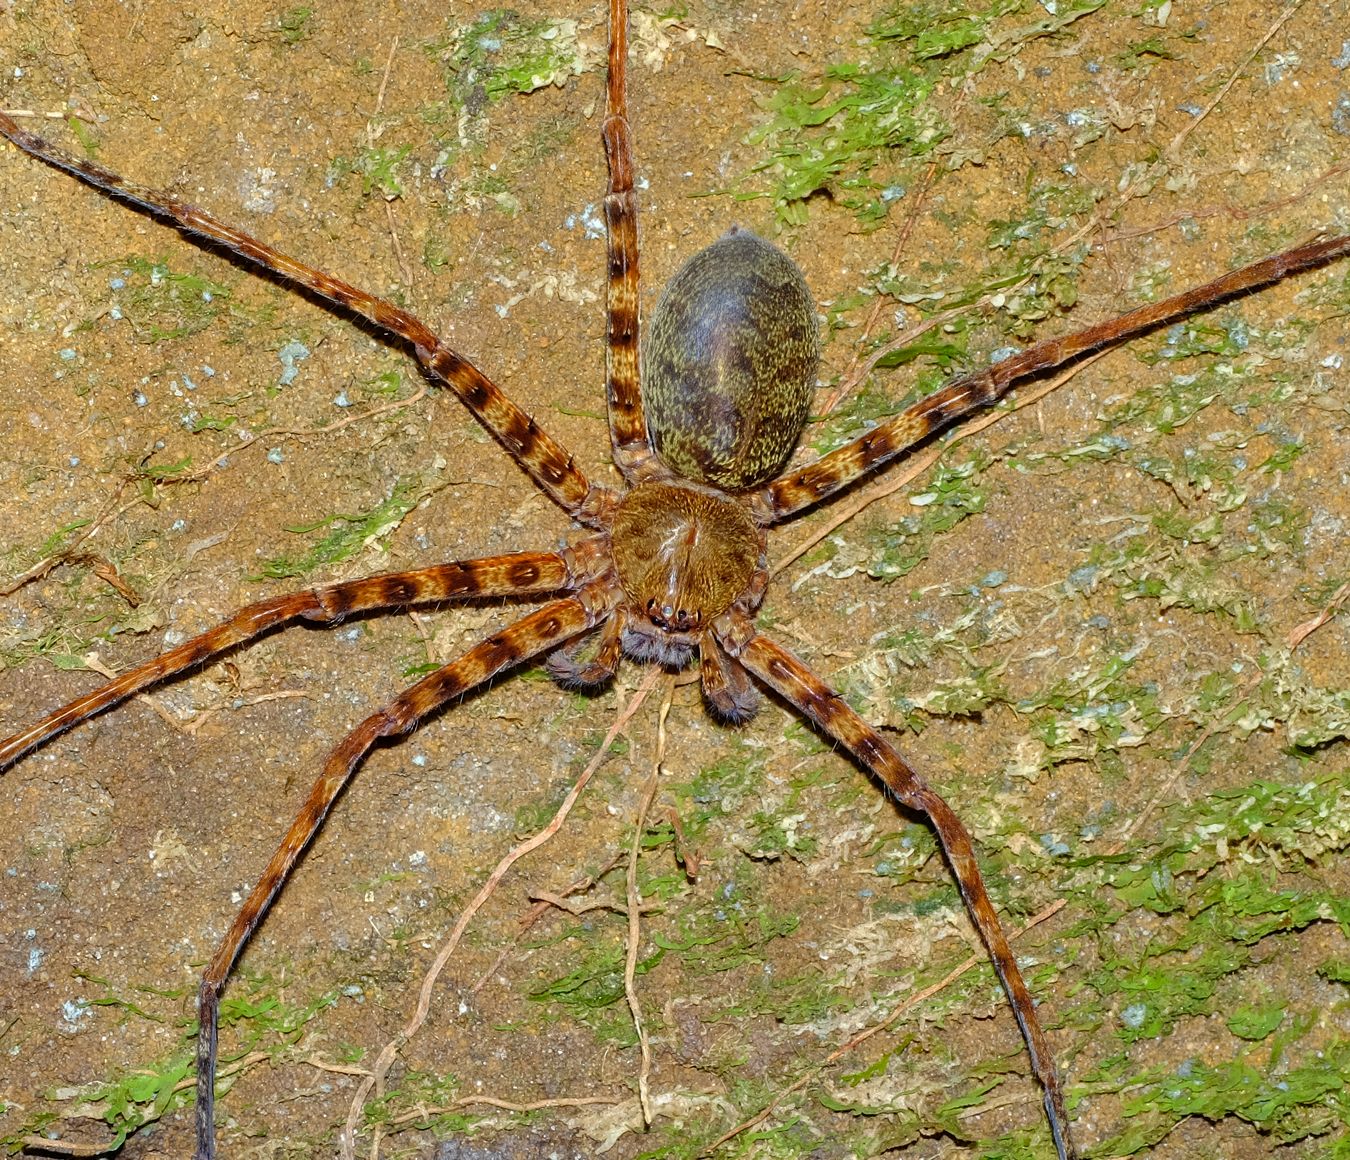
[0,548,619,1153]
[754,235,1350,523]
[716,228,1350,1160]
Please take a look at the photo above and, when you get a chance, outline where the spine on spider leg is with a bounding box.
[760,231,1350,522]
[0,111,603,522]
[601,0,653,477]
[190,587,613,1158]
[0,552,575,770]
[731,630,1076,1160]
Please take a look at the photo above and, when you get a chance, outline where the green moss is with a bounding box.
[738,0,1108,226]
[362,1069,476,1135]
[0,972,343,1152]
[426,10,588,110]
[864,454,993,581]
[276,6,315,46]
[106,256,233,343]
[255,476,427,579]
[328,144,414,200]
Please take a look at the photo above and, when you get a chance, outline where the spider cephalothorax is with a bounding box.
[3,0,1348,1156]
[611,481,761,641]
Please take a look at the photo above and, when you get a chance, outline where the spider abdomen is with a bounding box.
[643,228,819,492]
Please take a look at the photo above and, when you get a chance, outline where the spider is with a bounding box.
[3,1,1349,1157]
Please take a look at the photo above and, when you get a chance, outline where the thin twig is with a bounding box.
[384,1094,619,1129]
[1285,579,1350,650]
[1165,3,1303,162]
[185,384,430,483]
[2,489,137,595]
[625,676,674,1127]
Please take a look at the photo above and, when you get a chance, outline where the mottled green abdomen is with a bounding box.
[643,228,818,492]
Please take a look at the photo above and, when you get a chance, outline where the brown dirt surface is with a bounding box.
[1,2,1347,1158]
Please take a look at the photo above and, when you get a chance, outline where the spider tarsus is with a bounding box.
[194,978,221,1160]
[545,651,617,690]
[701,686,760,724]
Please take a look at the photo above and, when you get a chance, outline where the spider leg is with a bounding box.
[192,587,615,1159]
[726,628,1076,1160]
[0,111,607,523]
[0,551,585,769]
[602,0,657,480]
[754,231,1350,523]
